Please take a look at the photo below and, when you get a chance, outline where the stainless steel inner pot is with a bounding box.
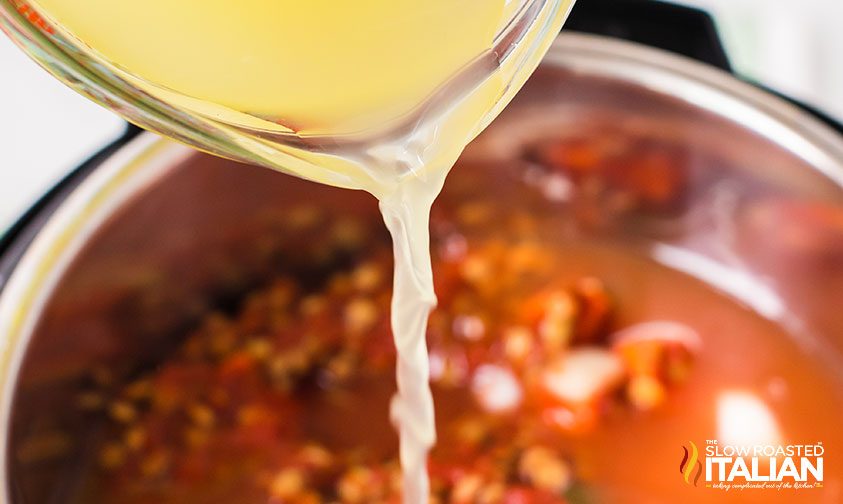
[3,34,843,503]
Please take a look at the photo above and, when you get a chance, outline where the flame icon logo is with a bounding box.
[680,441,703,486]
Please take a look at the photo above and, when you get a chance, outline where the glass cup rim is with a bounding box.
[0,0,575,191]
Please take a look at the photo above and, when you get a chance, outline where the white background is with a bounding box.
[1,0,843,232]
[0,36,123,231]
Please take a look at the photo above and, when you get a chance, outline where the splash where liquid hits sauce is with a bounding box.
[26,0,575,502]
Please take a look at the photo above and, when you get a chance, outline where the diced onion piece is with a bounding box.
[542,348,624,405]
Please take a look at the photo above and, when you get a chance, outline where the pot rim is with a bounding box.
[549,33,843,186]
[2,33,843,501]
[0,135,191,500]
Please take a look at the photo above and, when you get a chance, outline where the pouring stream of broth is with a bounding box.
[24,0,575,501]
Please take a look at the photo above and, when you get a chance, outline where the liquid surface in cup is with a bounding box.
[26,1,575,502]
[31,0,505,134]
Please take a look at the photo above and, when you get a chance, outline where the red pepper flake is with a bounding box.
[16,3,55,35]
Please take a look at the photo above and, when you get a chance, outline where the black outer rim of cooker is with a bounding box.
[0,125,143,293]
[1,0,843,294]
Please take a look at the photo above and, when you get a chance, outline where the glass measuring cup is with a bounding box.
[0,0,576,196]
